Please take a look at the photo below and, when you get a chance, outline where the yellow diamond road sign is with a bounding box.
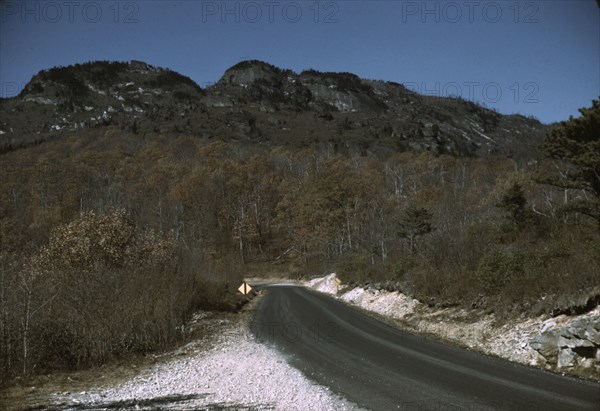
[238,282,252,295]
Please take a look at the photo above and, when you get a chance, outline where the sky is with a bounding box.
[0,0,598,124]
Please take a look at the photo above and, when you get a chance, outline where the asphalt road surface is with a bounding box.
[251,285,600,411]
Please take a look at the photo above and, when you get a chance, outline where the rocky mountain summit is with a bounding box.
[1,59,548,160]
[210,60,387,113]
[1,60,203,146]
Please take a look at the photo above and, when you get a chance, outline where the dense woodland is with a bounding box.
[0,95,598,381]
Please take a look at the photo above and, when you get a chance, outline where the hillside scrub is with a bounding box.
[1,110,598,380]
[0,208,243,381]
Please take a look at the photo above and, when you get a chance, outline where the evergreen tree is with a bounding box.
[398,204,433,253]
[538,99,600,232]
[497,182,528,228]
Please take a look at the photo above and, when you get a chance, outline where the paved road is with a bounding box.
[251,285,600,411]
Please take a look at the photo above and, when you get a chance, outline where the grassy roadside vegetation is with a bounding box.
[1,100,598,382]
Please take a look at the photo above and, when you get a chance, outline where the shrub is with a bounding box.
[335,252,384,285]
[477,249,522,293]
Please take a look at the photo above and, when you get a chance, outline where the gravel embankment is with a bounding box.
[6,297,362,411]
[69,327,360,410]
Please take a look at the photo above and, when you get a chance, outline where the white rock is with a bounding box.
[306,273,339,295]
[541,320,556,333]
[557,348,576,368]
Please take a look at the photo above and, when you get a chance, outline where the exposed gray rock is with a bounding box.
[530,331,560,360]
[303,83,358,112]
[540,319,555,333]
[558,335,595,349]
[530,315,599,370]
[557,349,577,368]
[585,326,600,345]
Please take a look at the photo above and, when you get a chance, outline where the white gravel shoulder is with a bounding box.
[340,287,419,319]
[306,273,599,379]
[56,321,362,410]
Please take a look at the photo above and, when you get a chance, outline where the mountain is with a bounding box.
[0,61,203,147]
[0,60,549,160]
[210,60,387,113]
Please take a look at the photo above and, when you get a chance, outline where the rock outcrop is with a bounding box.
[530,316,600,370]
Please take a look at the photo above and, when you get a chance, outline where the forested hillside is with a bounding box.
[1,61,598,381]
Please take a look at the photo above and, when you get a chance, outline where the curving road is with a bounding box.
[250,285,600,411]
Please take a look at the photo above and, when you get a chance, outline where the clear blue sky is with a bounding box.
[1,0,598,123]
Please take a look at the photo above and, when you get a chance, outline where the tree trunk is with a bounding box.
[380,239,387,263]
[239,205,246,264]
[21,291,32,375]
